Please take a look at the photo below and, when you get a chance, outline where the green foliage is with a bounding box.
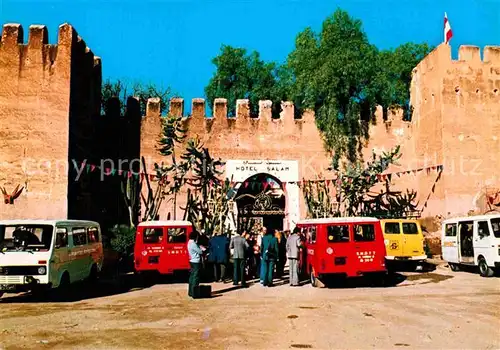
[101,79,172,116]
[372,43,434,120]
[179,138,229,237]
[110,225,136,258]
[204,9,433,165]
[158,113,187,156]
[302,145,420,218]
[303,180,339,219]
[120,174,141,228]
[339,145,402,216]
[204,45,287,117]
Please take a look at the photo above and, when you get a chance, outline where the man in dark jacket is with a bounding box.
[230,231,249,286]
[261,228,279,287]
[208,233,229,282]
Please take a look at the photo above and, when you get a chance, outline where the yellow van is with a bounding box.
[380,219,426,268]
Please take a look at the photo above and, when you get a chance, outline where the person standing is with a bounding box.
[230,231,249,286]
[187,230,203,298]
[261,227,278,287]
[286,227,302,286]
[275,230,287,278]
[209,233,229,282]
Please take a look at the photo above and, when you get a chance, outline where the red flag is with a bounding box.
[140,173,145,180]
[127,171,132,178]
[150,174,155,181]
[90,165,96,172]
[263,181,268,191]
[105,168,111,175]
[444,12,453,44]
[325,179,330,186]
[118,170,123,176]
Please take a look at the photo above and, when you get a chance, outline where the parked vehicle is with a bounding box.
[381,219,426,269]
[134,220,192,276]
[441,214,500,277]
[0,220,103,298]
[296,217,387,287]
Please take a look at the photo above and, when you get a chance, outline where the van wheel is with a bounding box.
[54,272,70,301]
[449,263,459,272]
[310,268,325,288]
[88,264,98,283]
[478,258,494,277]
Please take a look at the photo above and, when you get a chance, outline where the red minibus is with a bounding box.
[134,220,192,275]
[297,217,387,287]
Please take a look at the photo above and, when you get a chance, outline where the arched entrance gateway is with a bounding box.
[225,160,301,235]
[235,173,285,234]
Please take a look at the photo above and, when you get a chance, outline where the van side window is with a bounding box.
[327,225,349,243]
[55,228,68,248]
[72,228,87,246]
[168,228,187,243]
[445,223,457,237]
[491,218,500,238]
[477,221,490,237]
[384,222,400,234]
[88,227,100,243]
[144,228,163,243]
[310,227,317,243]
[402,223,418,234]
[354,224,376,242]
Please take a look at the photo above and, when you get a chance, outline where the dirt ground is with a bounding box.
[0,261,499,350]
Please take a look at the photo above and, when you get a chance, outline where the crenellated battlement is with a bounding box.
[0,22,101,79]
[414,43,500,75]
[152,97,312,121]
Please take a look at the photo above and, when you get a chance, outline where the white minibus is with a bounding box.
[441,214,500,277]
[0,220,103,297]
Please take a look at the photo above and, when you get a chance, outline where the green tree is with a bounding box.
[287,9,379,166]
[205,45,287,117]
[101,79,172,116]
[372,43,433,120]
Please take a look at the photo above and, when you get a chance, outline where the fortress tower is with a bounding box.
[0,23,101,220]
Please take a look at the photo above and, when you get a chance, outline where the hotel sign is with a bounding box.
[226,160,299,182]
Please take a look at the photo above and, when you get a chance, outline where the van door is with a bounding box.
[142,227,165,268]
[70,227,89,281]
[50,227,70,287]
[325,224,352,273]
[401,222,425,257]
[353,223,381,271]
[382,221,403,258]
[474,220,493,264]
[442,222,459,263]
[164,227,189,272]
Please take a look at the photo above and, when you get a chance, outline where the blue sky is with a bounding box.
[1,0,499,113]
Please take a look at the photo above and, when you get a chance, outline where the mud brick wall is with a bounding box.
[139,98,333,220]
[0,23,101,220]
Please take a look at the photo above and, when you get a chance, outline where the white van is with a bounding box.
[0,220,104,298]
[441,214,500,277]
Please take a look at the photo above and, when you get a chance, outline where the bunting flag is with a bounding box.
[71,160,443,186]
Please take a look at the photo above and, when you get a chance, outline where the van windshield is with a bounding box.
[0,224,54,252]
[491,218,500,238]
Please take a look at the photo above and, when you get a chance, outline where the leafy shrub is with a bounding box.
[110,225,136,258]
